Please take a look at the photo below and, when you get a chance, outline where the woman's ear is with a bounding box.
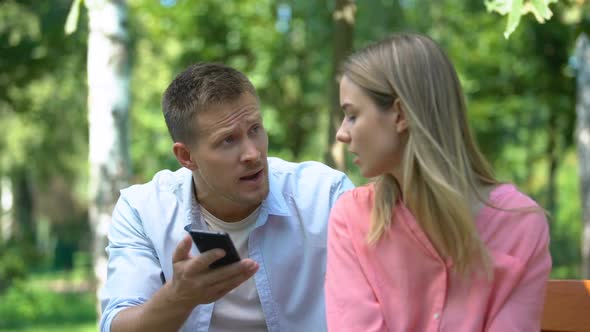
[393,98,409,133]
[173,142,198,171]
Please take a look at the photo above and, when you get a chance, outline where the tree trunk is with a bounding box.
[85,0,131,312]
[0,175,14,243]
[546,108,558,216]
[0,173,7,243]
[12,166,35,244]
[324,0,355,171]
[575,33,590,278]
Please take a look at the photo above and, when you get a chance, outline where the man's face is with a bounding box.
[190,93,269,217]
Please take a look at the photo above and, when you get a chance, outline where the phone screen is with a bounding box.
[186,229,241,268]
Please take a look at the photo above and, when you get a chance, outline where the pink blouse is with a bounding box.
[326,184,551,332]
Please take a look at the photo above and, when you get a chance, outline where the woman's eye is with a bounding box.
[223,136,235,144]
[347,115,356,122]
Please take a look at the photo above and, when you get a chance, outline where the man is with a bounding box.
[99,63,354,332]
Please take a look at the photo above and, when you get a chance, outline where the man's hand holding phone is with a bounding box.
[166,235,259,309]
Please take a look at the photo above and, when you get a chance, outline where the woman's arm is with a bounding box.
[325,193,387,332]
[484,212,552,331]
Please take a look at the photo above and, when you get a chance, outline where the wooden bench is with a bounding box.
[541,279,590,332]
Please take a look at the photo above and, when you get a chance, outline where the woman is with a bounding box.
[325,33,551,331]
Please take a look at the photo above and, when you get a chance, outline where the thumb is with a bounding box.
[173,235,193,263]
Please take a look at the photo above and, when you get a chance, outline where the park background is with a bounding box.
[1,0,589,330]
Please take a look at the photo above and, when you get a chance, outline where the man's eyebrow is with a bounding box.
[208,115,262,139]
[208,129,233,142]
[245,114,263,122]
[212,127,233,135]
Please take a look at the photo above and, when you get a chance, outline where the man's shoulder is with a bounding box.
[120,168,191,199]
[266,157,354,212]
[268,157,347,180]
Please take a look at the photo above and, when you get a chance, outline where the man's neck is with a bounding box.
[192,179,260,222]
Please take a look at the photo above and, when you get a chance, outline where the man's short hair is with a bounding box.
[162,63,257,144]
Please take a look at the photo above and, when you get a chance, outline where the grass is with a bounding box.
[0,322,97,332]
[0,270,97,331]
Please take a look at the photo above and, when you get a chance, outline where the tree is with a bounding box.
[75,0,131,309]
[324,0,356,170]
[575,33,590,278]
[487,0,590,277]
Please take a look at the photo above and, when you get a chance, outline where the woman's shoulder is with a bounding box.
[480,183,549,253]
[330,184,375,236]
[483,183,547,226]
[337,183,375,206]
[488,183,541,209]
[332,184,375,220]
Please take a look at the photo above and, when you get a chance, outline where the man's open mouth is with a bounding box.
[240,169,263,181]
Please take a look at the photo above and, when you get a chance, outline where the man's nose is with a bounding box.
[241,139,261,162]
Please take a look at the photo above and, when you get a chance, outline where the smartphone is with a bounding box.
[186,229,241,268]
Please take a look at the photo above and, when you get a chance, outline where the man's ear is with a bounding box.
[393,98,409,133]
[173,142,198,171]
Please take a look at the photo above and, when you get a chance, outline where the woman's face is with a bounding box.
[336,76,408,179]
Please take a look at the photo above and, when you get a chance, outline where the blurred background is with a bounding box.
[1,0,589,330]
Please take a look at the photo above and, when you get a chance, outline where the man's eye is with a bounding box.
[347,115,356,122]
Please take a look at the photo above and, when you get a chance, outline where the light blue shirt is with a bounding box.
[99,157,354,332]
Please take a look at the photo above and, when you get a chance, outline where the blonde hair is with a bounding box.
[343,33,498,275]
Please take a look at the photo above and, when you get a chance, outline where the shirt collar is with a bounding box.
[262,169,290,217]
[181,168,202,231]
[182,163,292,231]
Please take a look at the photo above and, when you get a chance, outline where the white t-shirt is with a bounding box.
[200,205,268,332]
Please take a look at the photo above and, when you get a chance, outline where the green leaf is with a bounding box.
[484,0,512,15]
[64,0,83,35]
[527,0,558,22]
[504,0,523,39]
[530,0,551,19]
[485,0,560,38]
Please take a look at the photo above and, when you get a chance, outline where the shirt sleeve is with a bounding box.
[99,194,165,332]
[330,173,355,205]
[325,193,387,332]
[484,211,552,331]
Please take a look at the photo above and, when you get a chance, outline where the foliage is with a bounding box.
[0,244,27,293]
[0,272,96,329]
[552,150,583,277]
[0,323,97,332]
[0,0,587,306]
[126,0,339,180]
[485,0,560,38]
[0,0,90,290]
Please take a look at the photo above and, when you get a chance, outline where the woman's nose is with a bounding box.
[336,122,350,144]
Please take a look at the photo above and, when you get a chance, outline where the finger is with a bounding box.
[184,248,227,273]
[208,261,259,297]
[172,235,193,264]
[201,259,259,286]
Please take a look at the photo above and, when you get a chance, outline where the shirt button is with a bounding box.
[433,313,440,320]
